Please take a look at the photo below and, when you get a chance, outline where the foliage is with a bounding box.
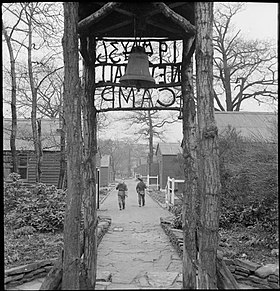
[4,173,66,233]
[167,126,278,238]
[218,127,278,233]
[5,228,63,267]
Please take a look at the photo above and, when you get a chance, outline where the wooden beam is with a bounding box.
[181,37,197,289]
[143,2,187,18]
[78,2,121,32]
[97,106,181,113]
[82,36,98,289]
[95,2,135,17]
[146,19,183,35]
[152,2,195,35]
[93,20,132,36]
[195,2,220,289]
[62,2,82,289]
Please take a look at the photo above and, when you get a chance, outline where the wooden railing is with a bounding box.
[165,176,184,208]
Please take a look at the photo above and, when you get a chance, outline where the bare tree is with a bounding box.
[213,2,277,111]
[2,17,20,174]
[3,2,64,182]
[118,109,177,175]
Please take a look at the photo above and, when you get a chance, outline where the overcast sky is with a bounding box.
[231,2,278,40]
[99,3,278,142]
[3,2,278,134]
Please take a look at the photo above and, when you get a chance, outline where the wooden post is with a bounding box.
[81,35,98,289]
[181,36,197,289]
[195,3,221,289]
[171,178,175,205]
[62,2,82,290]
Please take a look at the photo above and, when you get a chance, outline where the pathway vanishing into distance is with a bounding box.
[96,178,183,289]
[6,178,183,290]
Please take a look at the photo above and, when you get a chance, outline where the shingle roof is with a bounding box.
[3,118,61,151]
[215,111,277,141]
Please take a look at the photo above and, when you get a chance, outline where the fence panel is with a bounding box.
[165,176,184,209]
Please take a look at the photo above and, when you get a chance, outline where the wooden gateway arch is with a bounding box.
[61,2,227,290]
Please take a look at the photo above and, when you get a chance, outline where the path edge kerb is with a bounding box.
[146,189,167,209]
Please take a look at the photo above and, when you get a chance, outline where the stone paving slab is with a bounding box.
[96,179,183,289]
[6,277,45,290]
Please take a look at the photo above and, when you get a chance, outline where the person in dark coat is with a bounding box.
[116,178,128,210]
[136,177,147,207]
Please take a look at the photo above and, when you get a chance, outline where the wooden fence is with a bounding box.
[165,176,184,208]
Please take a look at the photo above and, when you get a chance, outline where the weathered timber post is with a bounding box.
[195,3,221,289]
[181,37,198,289]
[81,35,98,289]
[62,2,82,290]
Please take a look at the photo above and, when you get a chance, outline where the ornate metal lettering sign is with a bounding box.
[95,39,182,112]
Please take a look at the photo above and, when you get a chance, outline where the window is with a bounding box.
[3,153,28,180]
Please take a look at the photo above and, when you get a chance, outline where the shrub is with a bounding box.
[172,126,278,234]
[219,127,278,232]
[4,173,32,215]
[4,174,66,233]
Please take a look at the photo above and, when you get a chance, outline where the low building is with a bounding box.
[155,143,183,189]
[3,118,61,186]
[3,118,115,187]
[155,111,277,190]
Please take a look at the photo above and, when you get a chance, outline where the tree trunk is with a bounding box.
[127,145,132,177]
[26,10,41,182]
[62,2,82,290]
[57,113,67,189]
[195,3,221,289]
[37,118,42,181]
[81,36,98,289]
[3,25,18,173]
[148,110,153,176]
[181,37,198,289]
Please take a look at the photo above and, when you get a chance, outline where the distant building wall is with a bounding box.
[4,151,61,186]
[134,162,159,177]
[100,167,108,187]
[160,155,181,189]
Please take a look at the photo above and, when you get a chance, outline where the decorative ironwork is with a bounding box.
[95,39,183,112]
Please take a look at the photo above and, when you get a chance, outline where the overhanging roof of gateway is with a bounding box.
[78,2,195,40]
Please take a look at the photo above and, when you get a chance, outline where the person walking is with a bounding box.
[116,178,128,210]
[136,177,147,207]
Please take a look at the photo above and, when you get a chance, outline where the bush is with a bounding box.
[171,126,278,235]
[4,174,66,233]
[219,127,278,232]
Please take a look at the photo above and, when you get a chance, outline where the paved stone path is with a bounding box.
[96,178,182,289]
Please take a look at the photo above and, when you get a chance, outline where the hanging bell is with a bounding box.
[120,46,155,89]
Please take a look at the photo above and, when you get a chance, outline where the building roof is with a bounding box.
[156,142,182,156]
[157,111,277,155]
[3,118,61,151]
[215,111,277,141]
[164,111,277,143]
